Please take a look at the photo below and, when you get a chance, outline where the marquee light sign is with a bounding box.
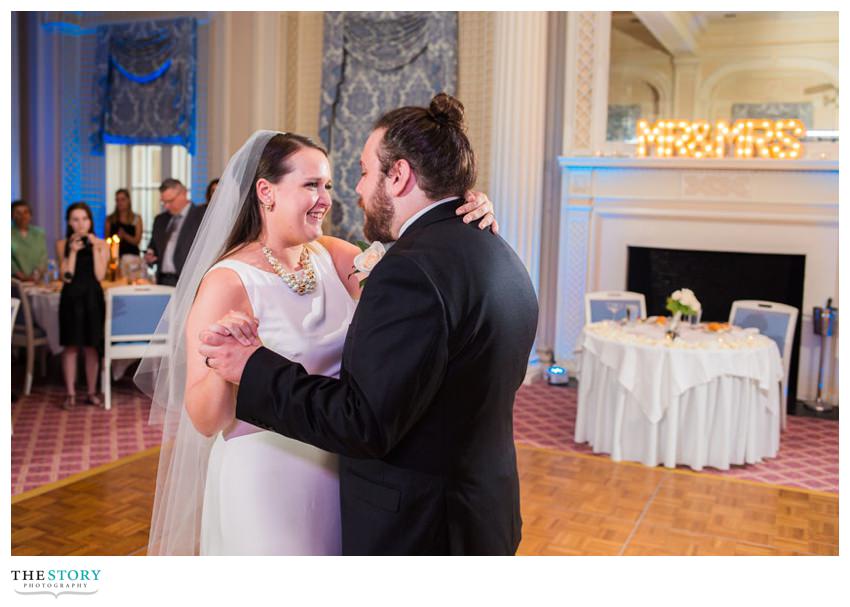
[636,119,806,159]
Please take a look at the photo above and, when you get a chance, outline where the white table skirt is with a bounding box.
[23,286,133,380]
[575,322,783,470]
[26,288,62,354]
[576,352,780,470]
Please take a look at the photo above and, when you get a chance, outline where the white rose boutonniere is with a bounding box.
[349,240,386,288]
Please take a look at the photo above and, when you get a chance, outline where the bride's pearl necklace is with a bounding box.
[261,244,317,295]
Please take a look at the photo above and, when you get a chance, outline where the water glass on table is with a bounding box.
[606,301,624,322]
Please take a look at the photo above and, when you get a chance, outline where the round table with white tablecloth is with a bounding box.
[21,281,141,379]
[575,320,784,471]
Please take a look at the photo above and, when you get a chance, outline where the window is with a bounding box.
[105,144,193,248]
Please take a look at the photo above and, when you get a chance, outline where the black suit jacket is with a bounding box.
[236,200,539,555]
[147,204,206,281]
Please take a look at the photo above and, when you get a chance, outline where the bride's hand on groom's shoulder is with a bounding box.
[456,190,499,235]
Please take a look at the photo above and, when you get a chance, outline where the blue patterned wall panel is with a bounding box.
[319,12,457,242]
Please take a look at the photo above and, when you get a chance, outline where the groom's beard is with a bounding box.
[362,178,395,243]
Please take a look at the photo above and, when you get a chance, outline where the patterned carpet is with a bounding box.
[11,377,838,495]
[11,379,162,495]
[513,381,839,494]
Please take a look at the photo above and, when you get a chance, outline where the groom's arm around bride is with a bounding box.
[202,94,539,555]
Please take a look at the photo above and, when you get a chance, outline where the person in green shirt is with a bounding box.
[11,199,48,281]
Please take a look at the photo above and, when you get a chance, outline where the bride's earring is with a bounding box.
[260,197,275,211]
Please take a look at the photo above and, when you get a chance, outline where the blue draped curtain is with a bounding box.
[319,12,457,242]
[91,17,197,154]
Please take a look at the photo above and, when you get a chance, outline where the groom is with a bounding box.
[200,94,539,555]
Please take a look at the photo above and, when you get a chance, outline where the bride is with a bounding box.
[137,130,497,555]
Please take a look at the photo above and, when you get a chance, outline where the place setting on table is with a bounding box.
[575,288,784,472]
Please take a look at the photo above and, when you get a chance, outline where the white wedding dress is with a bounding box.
[199,241,356,555]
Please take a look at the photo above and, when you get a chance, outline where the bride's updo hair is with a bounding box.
[374,92,476,201]
[221,133,328,256]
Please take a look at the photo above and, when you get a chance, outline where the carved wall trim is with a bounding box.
[568,171,592,196]
[572,13,595,151]
[681,173,752,199]
[562,12,611,156]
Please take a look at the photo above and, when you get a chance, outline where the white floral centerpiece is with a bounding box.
[665,288,701,338]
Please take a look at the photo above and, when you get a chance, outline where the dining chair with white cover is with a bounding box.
[729,300,799,430]
[103,285,174,410]
[11,297,21,333]
[584,290,647,324]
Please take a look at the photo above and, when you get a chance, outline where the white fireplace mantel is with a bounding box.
[554,155,839,402]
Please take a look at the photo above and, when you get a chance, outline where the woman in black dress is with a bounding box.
[105,188,143,257]
[56,202,109,410]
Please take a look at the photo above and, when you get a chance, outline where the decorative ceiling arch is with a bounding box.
[695,58,837,117]
[609,64,674,117]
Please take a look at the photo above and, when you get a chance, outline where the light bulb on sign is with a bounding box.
[634,119,805,159]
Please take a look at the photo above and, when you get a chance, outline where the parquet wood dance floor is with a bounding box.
[11,443,838,556]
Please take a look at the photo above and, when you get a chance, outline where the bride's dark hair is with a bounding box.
[220,133,328,257]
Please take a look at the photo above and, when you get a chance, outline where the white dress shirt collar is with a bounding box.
[397,196,459,240]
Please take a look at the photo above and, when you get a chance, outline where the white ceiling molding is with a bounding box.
[634,11,700,57]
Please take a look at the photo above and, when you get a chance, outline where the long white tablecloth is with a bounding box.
[25,287,62,354]
[575,321,784,470]
[22,284,134,380]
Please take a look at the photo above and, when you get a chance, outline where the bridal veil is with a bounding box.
[135,130,280,555]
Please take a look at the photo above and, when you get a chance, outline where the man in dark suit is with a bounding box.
[200,94,539,555]
[144,178,206,286]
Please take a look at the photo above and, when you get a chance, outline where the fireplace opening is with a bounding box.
[627,246,805,413]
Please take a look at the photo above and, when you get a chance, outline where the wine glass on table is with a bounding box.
[606,301,624,323]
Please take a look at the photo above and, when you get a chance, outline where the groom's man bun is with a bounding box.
[428,92,466,128]
[374,93,476,201]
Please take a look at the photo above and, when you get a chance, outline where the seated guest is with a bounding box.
[204,178,219,208]
[11,199,48,281]
[56,202,109,410]
[144,178,206,286]
[105,188,143,258]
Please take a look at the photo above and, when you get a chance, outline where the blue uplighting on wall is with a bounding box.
[59,31,107,237]
[41,21,96,36]
[33,14,210,238]
[109,55,172,83]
